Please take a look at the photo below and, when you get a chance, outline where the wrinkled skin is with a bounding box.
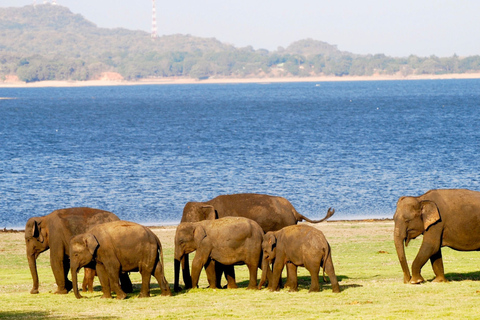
[259,225,340,293]
[175,193,335,292]
[174,217,264,290]
[24,207,133,294]
[394,189,480,284]
[70,220,171,299]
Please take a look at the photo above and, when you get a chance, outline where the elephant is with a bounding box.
[174,193,335,291]
[258,224,340,293]
[394,189,480,284]
[70,220,171,299]
[174,217,264,290]
[24,207,132,294]
[82,268,96,293]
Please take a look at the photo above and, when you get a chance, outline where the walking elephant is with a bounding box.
[24,207,131,294]
[70,220,171,299]
[174,217,264,290]
[259,224,340,293]
[394,189,480,284]
[174,193,335,291]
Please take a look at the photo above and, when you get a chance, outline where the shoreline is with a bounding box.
[1,73,480,88]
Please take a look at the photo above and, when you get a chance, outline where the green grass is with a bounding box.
[2,222,480,319]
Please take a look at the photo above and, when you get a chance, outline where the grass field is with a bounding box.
[2,221,480,319]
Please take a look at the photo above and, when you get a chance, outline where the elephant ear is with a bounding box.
[32,220,45,243]
[201,205,216,220]
[193,225,207,246]
[420,200,441,231]
[265,232,277,252]
[83,234,99,256]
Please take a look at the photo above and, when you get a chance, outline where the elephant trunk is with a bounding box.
[394,230,411,284]
[27,254,39,294]
[258,257,271,289]
[71,264,83,299]
[174,253,192,292]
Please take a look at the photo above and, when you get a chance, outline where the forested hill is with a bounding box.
[1,4,480,82]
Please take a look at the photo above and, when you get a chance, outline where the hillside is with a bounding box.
[1,4,479,82]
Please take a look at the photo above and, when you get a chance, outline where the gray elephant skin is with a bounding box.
[174,217,264,290]
[394,189,480,284]
[175,193,335,291]
[70,220,171,299]
[24,207,132,294]
[259,224,340,293]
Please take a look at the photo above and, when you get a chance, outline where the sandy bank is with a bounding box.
[2,73,480,88]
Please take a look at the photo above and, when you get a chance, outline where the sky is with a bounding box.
[1,0,480,57]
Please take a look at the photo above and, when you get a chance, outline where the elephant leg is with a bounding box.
[109,270,126,300]
[308,265,321,293]
[154,259,171,296]
[120,272,133,293]
[411,241,440,284]
[246,263,258,290]
[205,259,218,289]
[50,254,68,294]
[182,254,192,290]
[138,269,151,298]
[269,259,285,292]
[224,265,237,289]
[287,264,298,292]
[284,263,297,290]
[324,253,340,293]
[191,251,209,288]
[96,263,112,299]
[430,249,447,282]
[62,256,72,292]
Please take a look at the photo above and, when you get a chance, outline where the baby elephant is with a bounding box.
[175,217,263,290]
[70,220,171,299]
[259,224,340,293]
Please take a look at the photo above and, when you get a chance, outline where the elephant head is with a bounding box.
[69,233,99,299]
[25,217,50,294]
[174,222,206,291]
[181,203,216,223]
[262,232,277,262]
[393,196,441,283]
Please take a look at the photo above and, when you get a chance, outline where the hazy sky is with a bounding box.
[2,0,480,57]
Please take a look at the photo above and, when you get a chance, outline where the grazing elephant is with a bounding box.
[174,217,264,290]
[394,189,480,284]
[174,193,335,291]
[259,224,340,293]
[70,220,171,299]
[82,268,96,293]
[24,207,132,294]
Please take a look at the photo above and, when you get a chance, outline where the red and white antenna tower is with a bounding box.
[151,0,158,38]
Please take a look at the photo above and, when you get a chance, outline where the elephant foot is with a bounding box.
[174,285,183,292]
[116,292,127,300]
[433,276,448,283]
[100,293,112,299]
[30,288,39,294]
[410,275,425,284]
[65,280,73,292]
[227,283,238,289]
[138,292,150,298]
[54,288,69,294]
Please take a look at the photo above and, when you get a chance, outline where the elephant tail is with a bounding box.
[295,207,335,224]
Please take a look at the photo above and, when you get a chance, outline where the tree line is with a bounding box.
[1,5,479,82]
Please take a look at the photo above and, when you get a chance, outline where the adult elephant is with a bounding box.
[394,189,480,284]
[174,193,335,291]
[25,207,132,294]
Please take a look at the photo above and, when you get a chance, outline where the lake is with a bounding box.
[1,80,479,228]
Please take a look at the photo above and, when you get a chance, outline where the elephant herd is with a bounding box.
[24,189,480,299]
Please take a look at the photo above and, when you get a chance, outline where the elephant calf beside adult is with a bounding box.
[25,207,132,294]
[174,193,335,292]
[394,189,480,284]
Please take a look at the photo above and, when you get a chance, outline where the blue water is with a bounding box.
[1,80,479,228]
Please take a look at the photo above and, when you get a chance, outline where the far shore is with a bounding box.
[2,73,480,88]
